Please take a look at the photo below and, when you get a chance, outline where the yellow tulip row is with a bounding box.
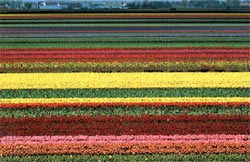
[1,97,249,104]
[0,72,249,89]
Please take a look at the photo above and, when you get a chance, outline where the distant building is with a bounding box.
[80,2,91,9]
[1,0,249,11]
[240,2,250,6]
[90,3,109,9]
[0,4,9,9]
[38,2,68,10]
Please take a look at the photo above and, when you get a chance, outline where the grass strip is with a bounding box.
[1,106,249,118]
[1,88,250,98]
[1,62,249,73]
[0,154,249,162]
[1,37,249,43]
[2,23,250,27]
[1,42,249,48]
[1,72,249,89]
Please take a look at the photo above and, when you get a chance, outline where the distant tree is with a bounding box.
[141,0,149,8]
[126,2,141,9]
[24,2,32,9]
[0,0,11,6]
[4,0,22,9]
[141,1,172,9]
[226,0,240,7]
[181,0,189,7]
[151,1,172,9]
[189,0,222,8]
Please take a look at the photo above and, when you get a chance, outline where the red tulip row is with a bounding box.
[2,48,249,54]
[1,102,249,108]
[2,114,248,122]
[3,58,248,63]
[1,115,249,136]
[2,48,249,62]
[2,53,249,60]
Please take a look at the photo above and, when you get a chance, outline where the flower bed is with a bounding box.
[0,12,249,160]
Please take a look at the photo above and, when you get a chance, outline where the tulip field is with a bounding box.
[0,13,250,161]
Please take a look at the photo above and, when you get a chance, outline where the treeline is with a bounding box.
[0,0,249,12]
[127,0,248,9]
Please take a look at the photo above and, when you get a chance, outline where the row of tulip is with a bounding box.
[1,115,249,136]
[1,135,249,144]
[1,97,250,109]
[2,48,249,53]
[1,13,249,19]
[1,37,249,43]
[1,143,249,155]
[2,54,249,60]
[1,61,250,72]
[1,72,249,89]
[1,102,249,109]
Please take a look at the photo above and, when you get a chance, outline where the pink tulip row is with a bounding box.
[1,134,249,145]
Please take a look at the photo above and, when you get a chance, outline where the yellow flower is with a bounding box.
[1,97,249,104]
[0,72,249,89]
